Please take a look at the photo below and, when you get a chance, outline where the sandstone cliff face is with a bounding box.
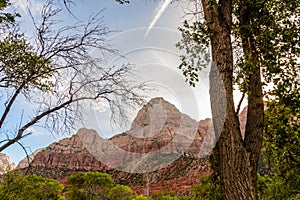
[29,132,108,171]
[107,97,213,170]
[20,97,214,168]
[0,153,15,174]
[18,149,43,169]
[20,97,215,196]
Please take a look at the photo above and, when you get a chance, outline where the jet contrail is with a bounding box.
[144,0,172,38]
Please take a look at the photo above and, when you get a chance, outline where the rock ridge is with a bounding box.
[19,97,249,196]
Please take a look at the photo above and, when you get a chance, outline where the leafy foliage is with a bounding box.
[65,171,136,200]
[177,0,299,91]
[0,0,19,24]
[108,184,133,200]
[0,33,54,91]
[262,65,300,199]
[175,21,210,87]
[233,0,299,93]
[0,171,152,200]
[130,195,151,200]
[0,171,64,200]
[264,101,300,174]
[190,176,222,200]
[152,191,181,200]
[66,172,113,200]
[257,174,300,200]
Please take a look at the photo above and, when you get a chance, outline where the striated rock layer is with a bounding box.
[20,97,223,196]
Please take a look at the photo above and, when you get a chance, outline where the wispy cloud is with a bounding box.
[144,0,172,38]
[13,0,43,16]
[27,127,45,136]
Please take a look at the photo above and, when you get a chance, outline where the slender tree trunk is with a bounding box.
[239,1,264,196]
[203,0,263,199]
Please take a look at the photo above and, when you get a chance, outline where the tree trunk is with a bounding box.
[203,0,263,199]
[239,1,264,196]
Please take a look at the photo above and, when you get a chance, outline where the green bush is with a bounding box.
[65,171,137,200]
[152,190,180,200]
[65,172,114,200]
[0,171,64,200]
[108,184,133,200]
[190,176,222,200]
[258,173,300,200]
[130,195,151,200]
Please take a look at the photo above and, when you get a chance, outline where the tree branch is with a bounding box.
[0,81,26,129]
[236,90,245,114]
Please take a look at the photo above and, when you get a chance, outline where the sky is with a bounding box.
[2,0,220,164]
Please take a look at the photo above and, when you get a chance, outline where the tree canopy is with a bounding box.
[65,172,136,200]
[0,172,64,200]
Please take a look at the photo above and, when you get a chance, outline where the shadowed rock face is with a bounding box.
[0,153,15,174]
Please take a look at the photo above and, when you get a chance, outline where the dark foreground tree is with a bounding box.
[69,0,298,198]
[0,0,145,152]
[176,0,299,199]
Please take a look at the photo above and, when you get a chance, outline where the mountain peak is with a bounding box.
[131,97,182,130]
[17,97,213,196]
[0,153,15,174]
[146,97,171,105]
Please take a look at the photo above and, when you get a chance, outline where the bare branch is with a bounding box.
[0,81,26,129]
[0,0,146,152]
[236,90,246,114]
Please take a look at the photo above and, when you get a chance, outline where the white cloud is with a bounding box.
[26,127,46,136]
[13,0,43,16]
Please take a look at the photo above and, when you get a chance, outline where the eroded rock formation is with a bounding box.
[0,153,15,174]
[20,97,220,196]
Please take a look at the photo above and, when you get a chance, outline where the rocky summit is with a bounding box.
[0,153,15,174]
[19,97,242,196]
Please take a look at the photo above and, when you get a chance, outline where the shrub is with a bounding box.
[0,171,64,200]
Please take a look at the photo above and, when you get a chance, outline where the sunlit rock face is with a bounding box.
[21,131,108,171]
[20,97,215,171]
[239,106,247,138]
[0,153,15,174]
[110,97,213,159]
[18,97,229,196]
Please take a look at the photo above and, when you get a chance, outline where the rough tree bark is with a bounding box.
[238,1,264,185]
[205,0,264,199]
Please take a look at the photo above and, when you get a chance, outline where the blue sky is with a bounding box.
[2,0,215,164]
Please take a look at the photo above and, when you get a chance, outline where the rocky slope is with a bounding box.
[19,97,230,196]
[0,153,15,174]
